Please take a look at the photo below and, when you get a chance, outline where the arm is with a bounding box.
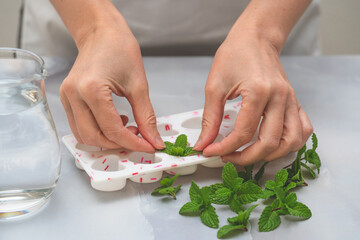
[194,0,314,165]
[51,0,165,151]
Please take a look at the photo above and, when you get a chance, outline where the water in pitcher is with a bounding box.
[0,76,61,219]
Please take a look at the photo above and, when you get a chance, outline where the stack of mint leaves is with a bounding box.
[159,134,201,157]
[152,133,321,239]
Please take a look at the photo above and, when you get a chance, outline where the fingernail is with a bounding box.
[193,139,202,150]
[155,136,165,149]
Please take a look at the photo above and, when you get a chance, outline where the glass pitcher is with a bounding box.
[0,48,61,219]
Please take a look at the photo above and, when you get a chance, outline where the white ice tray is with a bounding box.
[62,101,242,191]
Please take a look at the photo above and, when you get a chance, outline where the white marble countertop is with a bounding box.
[1,56,359,240]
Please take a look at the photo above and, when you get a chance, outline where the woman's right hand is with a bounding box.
[59,27,165,152]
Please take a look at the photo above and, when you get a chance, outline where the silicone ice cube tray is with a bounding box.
[62,101,242,191]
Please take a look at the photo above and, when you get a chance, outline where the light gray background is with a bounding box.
[0,0,360,55]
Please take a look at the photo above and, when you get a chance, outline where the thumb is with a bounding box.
[193,88,225,151]
[128,93,165,150]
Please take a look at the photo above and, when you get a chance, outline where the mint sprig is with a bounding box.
[151,174,182,200]
[217,204,258,238]
[238,162,269,185]
[160,134,201,157]
[180,181,219,228]
[210,163,263,213]
[258,169,312,232]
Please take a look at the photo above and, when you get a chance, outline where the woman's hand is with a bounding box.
[194,34,313,165]
[59,27,165,152]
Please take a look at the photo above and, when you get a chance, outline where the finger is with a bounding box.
[221,87,287,165]
[128,91,165,150]
[59,87,83,144]
[264,99,303,161]
[79,86,155,152]
[127,126,139,135]
[193,87,226,151]
[203,87,269,156]
[298,107,314,146]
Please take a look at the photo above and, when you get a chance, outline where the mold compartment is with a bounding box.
[92,157,125,172]
[75,143,102,152]
[181,117,202,129]
[166,164,198,176]
[128,152,162,165]
[201,156,225,168]
[91,178,127,191]
[157,123,179,136]
[222,110,237,122]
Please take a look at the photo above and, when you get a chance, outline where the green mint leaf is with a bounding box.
[238,181,264,204]
[222,162,239,188]
[209,183,225,193]
[189,181,203,203]
[179,201,203,214]
[286,202,312,219]
[271,198,281,209]
[160,177,171,187]
[227,216,240,225]
[265,180,276,190]
[158,186,175,194]
[262,189,275,199]
[217,224,247,238]
[258,205,281,232]
[211,188,232,204]
[254,162,269,183]
[200,186,212,206]
[151,186,166,195]
[312,133,318,150]
[274,186,286,202]
[301,162,316,178]
[297,145,307,159]
[229,195,243,213]
[241,204,258,224]
[232,177,244,192]
[174,134,187,148]
[275,169,288,187]
[238,165,253,182]
[284,182,297,192]
[200,205,219,228]
[305,150,321,174]
[173,184,182,194]
[171,146,184,156]
[164,141,174,149]
[284,192,297,205]
[167,174,180,186]
[183,147,200,156]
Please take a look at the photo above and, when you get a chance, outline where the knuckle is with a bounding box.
[262,137,280,152]
[138,113,157,128]
[254,81,271,96]
[233,128,253,144]
[303,124,314,138]
[276,83,290,99]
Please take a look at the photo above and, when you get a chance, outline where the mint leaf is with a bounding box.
[241,204,258,224]
[173,184,182,194]
[158,186,175,194]
[209,183,225,193]
[183,147,200,156]
[189,181,203,203]
[286,202,312,219]
[284,192,297,205]
[217,224,246,238]
[275,169,288,187]
[255,162,269,183]
[284,182,297,192]
[174,134,187,148]
[179,201,203,214]
[312,133,318,150]
[301,162,316,178]
[265,180,276,190]
[238,165,253,182]
[212,188,232,204]
[171,146,184,156]
[258,205,281,232]
[222,162,238,188]
[160,177,171,187]
[200,186,212,206]
[262,189,275,199]
[232,177,244,192]
[229,195,243,213]
[200,205,219,228]
[238,181,263,204]
[151,186,166,195]
[305,149,321,174]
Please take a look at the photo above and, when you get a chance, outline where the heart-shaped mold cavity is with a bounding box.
[223,110,237,122]
[157,123,179,136]
[128,152,162,165]
[181,117,202,129]
[92,158,125,172]
[75,143,101,152]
